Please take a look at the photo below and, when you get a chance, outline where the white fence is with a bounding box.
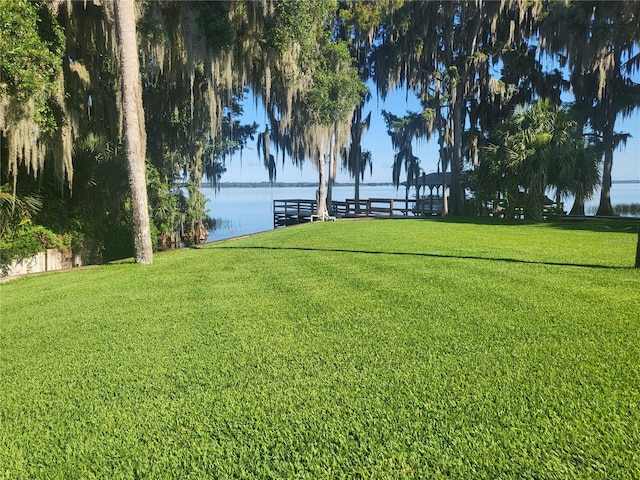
[3,249,83,278]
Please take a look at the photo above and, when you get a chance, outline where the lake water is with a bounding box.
[203,185,400,242]
[203,182,640,242]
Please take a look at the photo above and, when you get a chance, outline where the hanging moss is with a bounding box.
[0,0,66,186]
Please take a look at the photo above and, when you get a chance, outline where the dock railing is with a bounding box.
[274,196,444,227]
[273,199,317,228]
[337,197,444,217]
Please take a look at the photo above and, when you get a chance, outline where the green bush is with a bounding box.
[614,203,640,217]
[0,223,69,274]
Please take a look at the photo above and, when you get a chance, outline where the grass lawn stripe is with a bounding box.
[1,218,638,478]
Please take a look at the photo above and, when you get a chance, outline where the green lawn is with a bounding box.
[1,218,639,478]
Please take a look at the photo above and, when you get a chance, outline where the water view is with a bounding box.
[204,185,400,242]
[203,182,640,243]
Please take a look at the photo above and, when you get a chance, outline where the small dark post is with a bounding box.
[635,223,640,268]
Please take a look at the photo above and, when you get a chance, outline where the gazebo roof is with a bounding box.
[402,172,452,188]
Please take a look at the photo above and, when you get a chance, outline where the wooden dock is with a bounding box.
[273,199,318,228]
[274,197,443,227]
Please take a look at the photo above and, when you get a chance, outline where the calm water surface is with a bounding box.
[203,182,640,243]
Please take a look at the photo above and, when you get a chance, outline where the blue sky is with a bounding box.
[223,86,640,184]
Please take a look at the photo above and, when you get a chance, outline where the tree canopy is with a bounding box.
[1,0,638,268]
[0,0,67,187]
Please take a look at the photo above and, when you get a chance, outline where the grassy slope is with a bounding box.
[1,218,639,478]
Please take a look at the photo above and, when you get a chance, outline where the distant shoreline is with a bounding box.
[207,182,396,188]
[207,180,639,189]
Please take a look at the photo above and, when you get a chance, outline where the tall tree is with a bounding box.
[382,110,433,198]
[540,1,640,216]
[246,0,365,218]
[115,0,153,264]
[137,2,239,243]
[336,2,386,205]
[342,105,372,206]
[371,0,543,215]
[305,37,366,218]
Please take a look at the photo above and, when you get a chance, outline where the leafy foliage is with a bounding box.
[306,39,366,126]
[2,0,638,263]
[0,0,68,189]
[146,163,180,237]
[382,110,430,191]
[0,0,64,128]
[479,99,601,220]
[206,98,259,175]
[0,183,68,273]
[0,224,68,274]
[193,1,235,53]
[0,184,42,238]
[21,133,134,264]
[267,0,334,56]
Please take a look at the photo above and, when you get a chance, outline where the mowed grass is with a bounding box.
[1,218,639,478]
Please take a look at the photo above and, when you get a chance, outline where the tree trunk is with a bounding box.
[442,169,448,216]
[569,195,586,216]
[449,81,466,216]
[597,104,615,216]
[354,168,361,213]
[327,134,336,215]
[115,0,153,264]
[525,176,545,222]
[316,154,328,219]
[352,106,362,213]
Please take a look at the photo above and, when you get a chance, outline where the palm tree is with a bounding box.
[382,111,430,196]
[115,0,153,264]
[0,184,42,239]
[554,134,602,217]
[342,103,372,209]
[481,99,598,221]
[565,154,602,217]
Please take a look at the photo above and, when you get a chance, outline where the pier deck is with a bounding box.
[274,197,443,227]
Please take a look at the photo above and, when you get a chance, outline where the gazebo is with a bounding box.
[402,171,451,197]
[401,172,451,215]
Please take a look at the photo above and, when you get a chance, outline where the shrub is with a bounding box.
[0,223,69,274]
[614,203,640,217]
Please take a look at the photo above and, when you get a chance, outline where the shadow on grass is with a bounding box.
[546,217,639,234]
[211,245,634,270]
[417,215,640,234]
